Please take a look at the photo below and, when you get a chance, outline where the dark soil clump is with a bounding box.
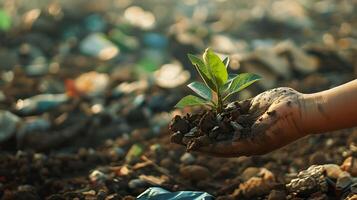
[169,101,255,151]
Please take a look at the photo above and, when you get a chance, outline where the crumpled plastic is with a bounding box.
[137,187,214,200]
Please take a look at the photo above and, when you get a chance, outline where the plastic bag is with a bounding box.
[137,187,214,200]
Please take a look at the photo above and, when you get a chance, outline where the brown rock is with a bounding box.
[241,167,260,181]
[341,157,357,176]
[309,152,328,165]
[286,165,327,196]
[324,164,350,179]
[236,177,275,198]
[160,158,172,168]
[268,190,286,200]
[241,167,275,182]
[179,165,210,181]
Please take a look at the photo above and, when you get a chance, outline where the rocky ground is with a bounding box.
[0,0,356,199]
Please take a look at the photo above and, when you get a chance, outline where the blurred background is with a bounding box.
[0,0,356,199]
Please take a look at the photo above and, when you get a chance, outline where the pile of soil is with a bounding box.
[169,100,254,151]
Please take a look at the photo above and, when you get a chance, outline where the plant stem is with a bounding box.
[217,87,223,113]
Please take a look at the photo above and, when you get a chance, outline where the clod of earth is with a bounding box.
[169,101,255,151]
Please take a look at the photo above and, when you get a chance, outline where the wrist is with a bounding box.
[299,92,328,135]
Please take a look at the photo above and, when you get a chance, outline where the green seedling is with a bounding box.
[175,48,261,112]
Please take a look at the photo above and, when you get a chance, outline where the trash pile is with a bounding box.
[0,0,356,199]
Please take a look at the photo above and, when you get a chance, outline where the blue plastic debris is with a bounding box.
[137,187,214,200]
[143,33,168,49]
[15,94,68,115]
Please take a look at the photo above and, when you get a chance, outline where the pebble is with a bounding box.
[324,164,350,179]
[109,147,125,160]
[128,179,147,189]
[241,167,261,181]
[341,157,357,176]
[0,110,21,142]
[89,170,108,183]
[267,190,286,200]
[286,165,327,196]
[179,165,210,181]
[309,152,328,165]
[236,177,274,198]
[160,158,172,168]
[180,153,195,165]
[79,33,119,60]
[74,71,109,97]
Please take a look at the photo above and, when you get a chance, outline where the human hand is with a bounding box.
[191,87,308,157]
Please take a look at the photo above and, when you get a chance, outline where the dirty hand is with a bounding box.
[197,87,307,157]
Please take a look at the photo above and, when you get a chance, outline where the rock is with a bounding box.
[109,147,125,160]
[341,157,357,176]
[180,153,195,165]
[154,62,190,88]
[179,165,210,181]
[286,165,327,197]
[268,1,312,28]
[25,56,48,76]
[0,110,21,142]
[241,167,275,182]
[245,47,291,79]
[241,167,261,181]
[89,170,108,183]
[79,33,119,60]
[324,164,350,179]
[0,48,18,70]
[84,14,106,32]
[128,179,147,189]
[268,190,286,200]
[309,152,328,165]
[160,158,172,168]
[233,168,276,198]
[210,34,237,54]
[275,40,319,74]
[235,177,275,198]
[123,6,155,30]
[74,71,109,97]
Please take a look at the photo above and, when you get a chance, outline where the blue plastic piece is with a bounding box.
[137,187,214,200]
[143,33,168,49]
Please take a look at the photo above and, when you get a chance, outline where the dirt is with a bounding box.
[169,101,254,151]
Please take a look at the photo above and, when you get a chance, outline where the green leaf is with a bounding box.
[175,95,207,108]
[0,10,11,31]
[225,73,261,99]
[203,48,228,88]
[223,57,230,68]
[188,54,216,91]
[188,81,212,101]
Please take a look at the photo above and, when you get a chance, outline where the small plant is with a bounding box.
[175,48,261,112]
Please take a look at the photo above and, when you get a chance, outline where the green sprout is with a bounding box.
[175,48,261,112]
